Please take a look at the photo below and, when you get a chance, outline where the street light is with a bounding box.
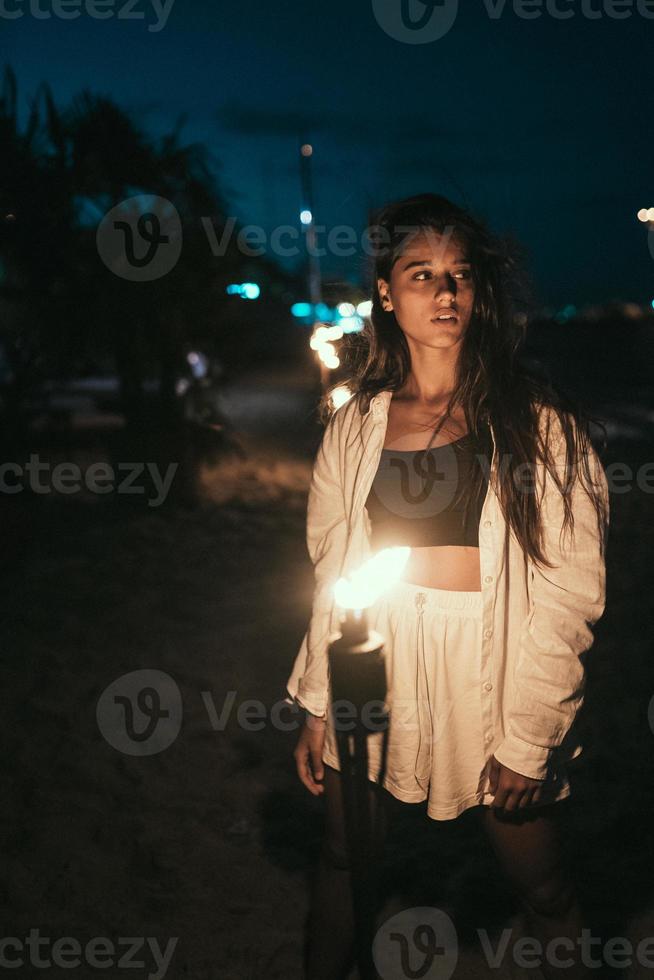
[298,135,328,390]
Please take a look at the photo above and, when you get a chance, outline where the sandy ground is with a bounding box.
[0,361,653,979]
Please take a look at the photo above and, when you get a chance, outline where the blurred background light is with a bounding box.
[226,282,260,300]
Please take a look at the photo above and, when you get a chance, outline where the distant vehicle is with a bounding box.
[176,348,228,430]
[3,347,232,434]
[175,348,245,457]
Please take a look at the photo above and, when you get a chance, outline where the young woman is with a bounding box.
[285,193,610,980]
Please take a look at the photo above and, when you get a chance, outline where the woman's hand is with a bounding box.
[488,755,545,811]
[294,713,327,796]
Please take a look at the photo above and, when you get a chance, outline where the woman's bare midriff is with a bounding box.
[382,393,482,592]
[401,546,481,591]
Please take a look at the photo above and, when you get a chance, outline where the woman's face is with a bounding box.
[377,229,475,350]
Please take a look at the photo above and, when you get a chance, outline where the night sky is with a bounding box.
[5,0,654,307]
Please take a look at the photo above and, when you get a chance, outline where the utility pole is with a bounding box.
[298,136,329,391]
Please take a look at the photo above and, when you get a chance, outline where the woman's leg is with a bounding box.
[476,800,593,980]
[304,763,389,980]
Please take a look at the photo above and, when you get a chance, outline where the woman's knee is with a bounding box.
[478,803,577,919]
[519,876,577,920]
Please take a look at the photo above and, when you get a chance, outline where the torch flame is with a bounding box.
[333,547,411,611]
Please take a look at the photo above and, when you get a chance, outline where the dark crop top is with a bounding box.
[365,429,492,550]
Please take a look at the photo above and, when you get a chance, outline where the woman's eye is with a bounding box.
[412,269,471,281]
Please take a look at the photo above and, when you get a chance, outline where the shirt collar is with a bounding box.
[369,388,496,453]
[370,389,392,421]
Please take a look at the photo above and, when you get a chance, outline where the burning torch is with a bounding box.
[328,547,410,980]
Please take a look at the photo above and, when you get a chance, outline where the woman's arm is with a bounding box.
[493,405,610,781]
[287,408,348,719]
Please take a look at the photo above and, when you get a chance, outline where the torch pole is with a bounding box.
[329,611,390,980]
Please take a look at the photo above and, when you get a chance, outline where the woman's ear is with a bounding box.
[377,278,393,311]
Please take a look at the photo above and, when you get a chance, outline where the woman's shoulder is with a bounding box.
[527,394,601,479]
[313,389,367,464]
[529,395,576,445]
[326,387,374,432]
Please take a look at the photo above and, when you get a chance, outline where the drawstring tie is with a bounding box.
[414,591,432,793]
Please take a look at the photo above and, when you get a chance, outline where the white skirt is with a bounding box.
[322,578,571,821]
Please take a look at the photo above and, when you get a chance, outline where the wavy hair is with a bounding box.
[318,192,608,570]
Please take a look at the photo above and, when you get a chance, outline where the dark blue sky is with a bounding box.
[5,0,654,307]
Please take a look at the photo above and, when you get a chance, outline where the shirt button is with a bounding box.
[484,681,493,691]
[484,575,493,584]
[484,628,493,639]
[485,731,493,743]
[483,520,492,528]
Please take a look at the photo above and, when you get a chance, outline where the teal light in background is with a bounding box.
[290,301,365,331]
[554,303,577,324]
[226,282,260,300]
[315,302,332,321]
[337,315,363,333]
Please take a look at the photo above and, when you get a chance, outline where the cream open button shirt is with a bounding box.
[285,389,609,782]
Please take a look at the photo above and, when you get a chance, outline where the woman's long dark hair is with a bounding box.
[319,192,609,570]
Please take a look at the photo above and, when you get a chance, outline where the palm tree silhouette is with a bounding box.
[0,65,244,434]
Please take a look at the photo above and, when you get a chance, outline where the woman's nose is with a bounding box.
[433,274,456,299]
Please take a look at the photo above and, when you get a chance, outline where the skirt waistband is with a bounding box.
[386,578,483,613]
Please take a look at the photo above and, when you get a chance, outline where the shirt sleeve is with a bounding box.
[286,410,348,718]
[493,405,610,781]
